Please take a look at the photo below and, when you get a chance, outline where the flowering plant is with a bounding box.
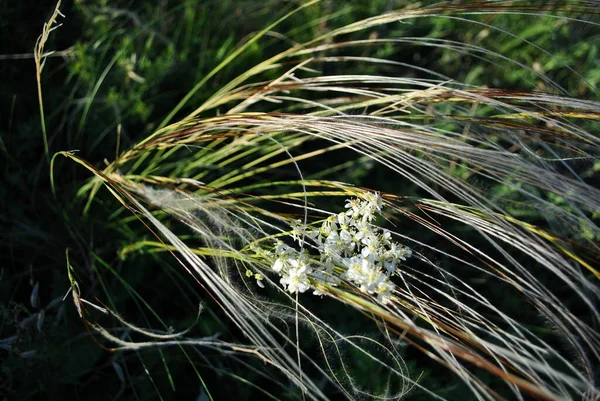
[269,192,411,304]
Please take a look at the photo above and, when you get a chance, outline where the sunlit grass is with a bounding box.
[5,1,600,400]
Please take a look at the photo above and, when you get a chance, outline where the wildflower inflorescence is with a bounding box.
[268,192,411,304]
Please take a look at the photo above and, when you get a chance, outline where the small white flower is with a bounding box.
[356,265,390,296]
[272,258,285,273]
[280,257,312,294]
[376,279,394,304]
[337,212,350,230]
[381,230,392,245]
[350,228,366,247]
[345,198,363,219]
[363,191,383,213]
[354,219,372,240]
[320,215,338,237]
[342,256,365,282]
[339,229,352,244]
[384,243,411,263]
[361,235,381,260]
[289,257,309,272]
[359,268,379,294]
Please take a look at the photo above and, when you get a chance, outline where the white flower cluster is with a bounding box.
[269,192,411,304]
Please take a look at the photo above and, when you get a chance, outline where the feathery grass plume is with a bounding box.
[59,1,600,400]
